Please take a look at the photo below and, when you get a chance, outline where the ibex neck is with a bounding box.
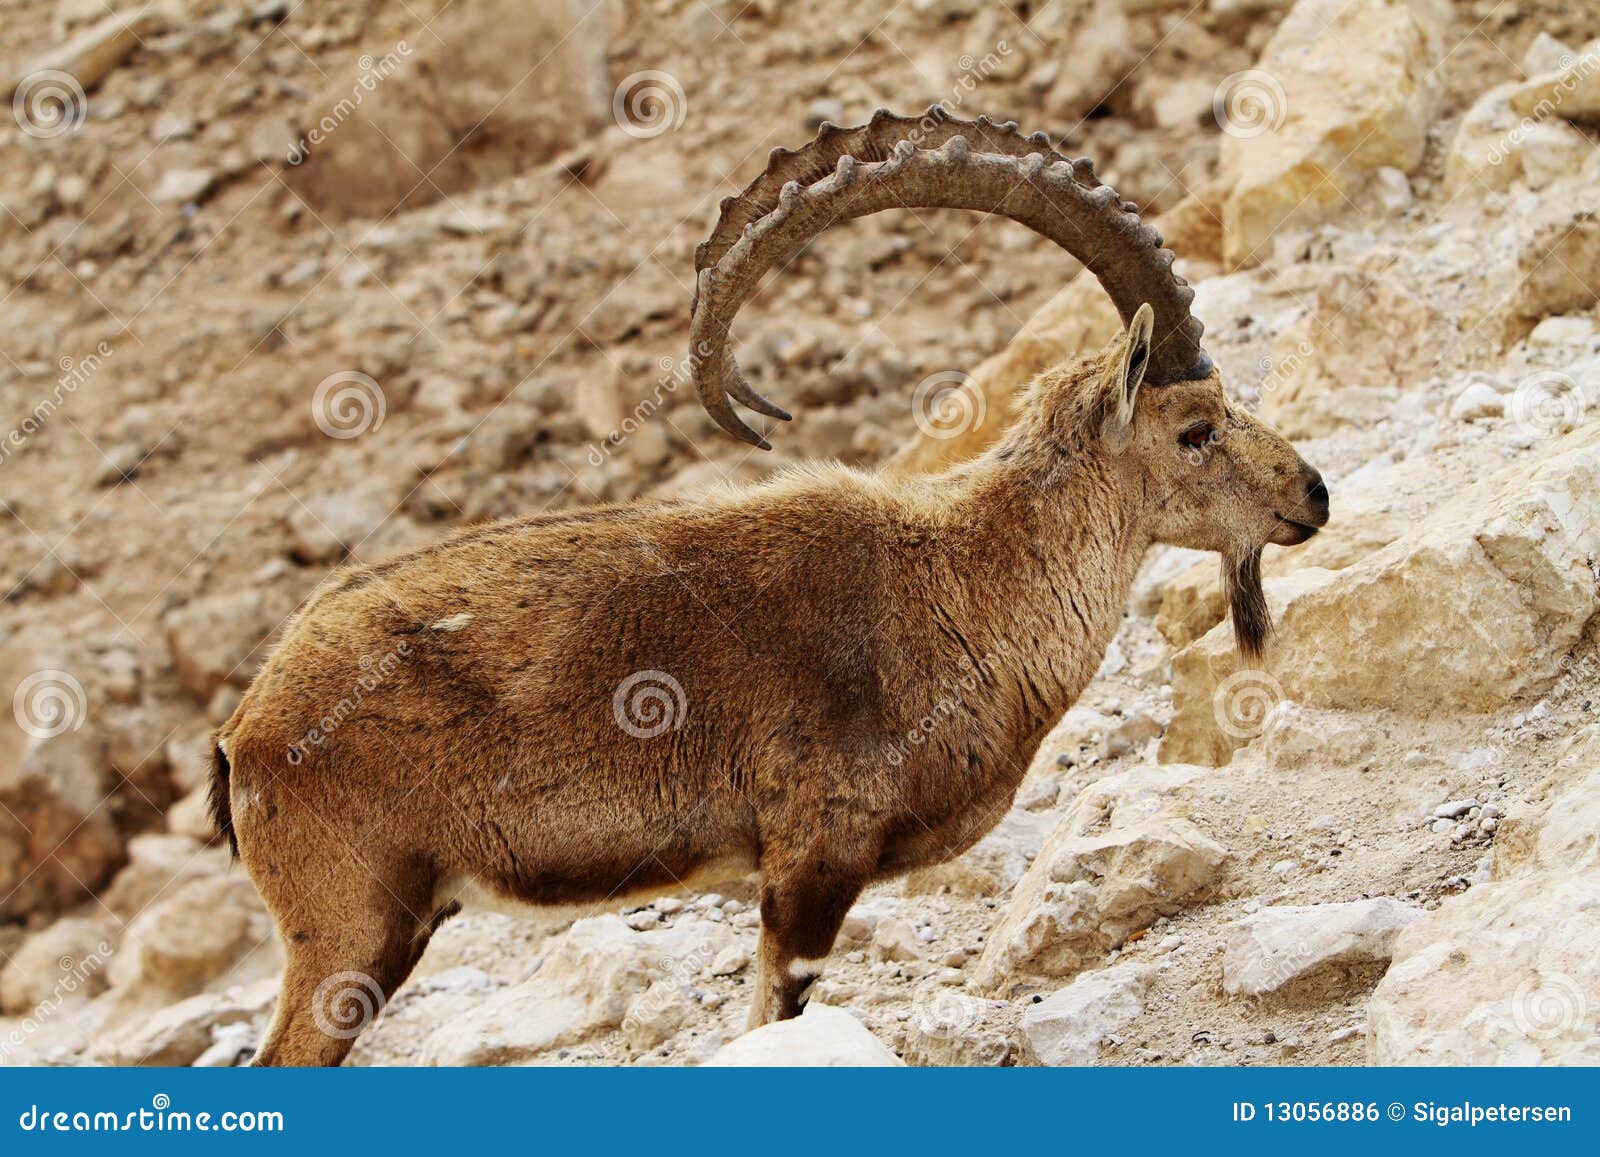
[933,451,1150,731]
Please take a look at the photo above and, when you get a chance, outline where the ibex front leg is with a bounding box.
[748,839,875,1030]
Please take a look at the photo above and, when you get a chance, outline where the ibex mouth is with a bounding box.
[1273,515,1321,546]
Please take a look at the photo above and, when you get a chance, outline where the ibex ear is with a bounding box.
[1100,303,1154,451]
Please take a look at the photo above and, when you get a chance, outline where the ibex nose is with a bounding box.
[1303,468,1330,525]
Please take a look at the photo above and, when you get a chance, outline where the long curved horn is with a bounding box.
[689,107,1211,448]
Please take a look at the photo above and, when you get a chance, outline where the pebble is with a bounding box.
[152,167,218,205]
[804,97,845,128]
[1450,383,1504,422]
[1433,799,1478,819]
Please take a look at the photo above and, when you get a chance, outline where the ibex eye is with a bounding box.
[1179,424,1214,450]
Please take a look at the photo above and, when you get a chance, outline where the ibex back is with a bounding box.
[214,109,1329,1065]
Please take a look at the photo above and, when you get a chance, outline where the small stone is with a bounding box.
[1527,316,1596,347]
[1372,166,1414,213]
[95,442,145,485]
[1434,799,1478,819]
[152,168,218,205]
[1449,383,1503,422]
[805,97,845,128]
[708,945,749,976]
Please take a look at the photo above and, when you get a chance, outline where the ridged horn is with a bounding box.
[689,108,1210,448]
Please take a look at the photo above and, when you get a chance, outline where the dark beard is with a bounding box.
[1224,548,1270,663]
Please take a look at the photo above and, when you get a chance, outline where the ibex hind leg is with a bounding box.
[249,853,440,1067]
[748,846,875,1030]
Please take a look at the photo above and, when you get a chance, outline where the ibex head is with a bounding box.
[1088,304,1328,657]
[687,107,1327,658]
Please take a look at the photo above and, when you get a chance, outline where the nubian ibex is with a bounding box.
[213,109,1328,1065]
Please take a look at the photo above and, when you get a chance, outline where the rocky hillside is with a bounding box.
[2,0,1598,1066]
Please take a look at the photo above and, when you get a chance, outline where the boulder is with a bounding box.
[1368,871,1600,1064]
[101,833,227,919]
[1218,0,1451,266]
[975,817,1227,993]
[107,874,279,1007]
[1509,208,1600,324]
[1163,425,1600,765]
[1446,82,1591,196]
[0,646,122,921]
[1020,963,1158,1066]
[0,916,117,1015]
[286,490,393,563]
[162,586,300,701]
[903,991,1014,1065]
[89,979,277,1067]
[281,0,605,219]
[705,1003,903,1066]
[901,805,1055,896]
[1223,899,1423,997]
[1256,268,1438,437]
[419,915,736,1065]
